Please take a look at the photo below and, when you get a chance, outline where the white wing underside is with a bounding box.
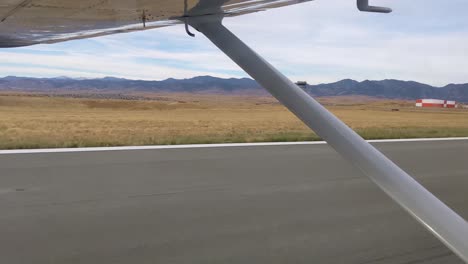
[0,0,311,47]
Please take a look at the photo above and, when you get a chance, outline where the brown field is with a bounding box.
[1,93,468,149]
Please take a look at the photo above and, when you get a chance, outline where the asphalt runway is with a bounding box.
[0,140,467,263]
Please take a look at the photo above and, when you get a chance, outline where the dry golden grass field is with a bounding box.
[1,93,468,149]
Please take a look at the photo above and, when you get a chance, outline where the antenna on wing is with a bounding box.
[357,0,392,13]
[141,10,146,28]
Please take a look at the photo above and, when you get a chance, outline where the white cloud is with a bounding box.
[0,49,236,80]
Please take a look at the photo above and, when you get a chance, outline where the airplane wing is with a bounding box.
[0,0,310,47]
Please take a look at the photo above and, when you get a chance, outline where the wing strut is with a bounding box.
[187,14,468,262]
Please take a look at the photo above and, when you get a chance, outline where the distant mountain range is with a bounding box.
[1,76,467,102]
[304,79,468,102]
[0,76,262,94]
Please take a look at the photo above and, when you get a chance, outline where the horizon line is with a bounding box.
[0,75,465,87]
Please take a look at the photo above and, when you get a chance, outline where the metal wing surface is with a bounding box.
[0,0,311,47]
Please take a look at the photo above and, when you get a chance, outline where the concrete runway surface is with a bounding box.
[0,140,467,263]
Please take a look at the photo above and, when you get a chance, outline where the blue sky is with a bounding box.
[1,0,468,86]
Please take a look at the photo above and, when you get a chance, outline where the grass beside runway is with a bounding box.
[1,94,468,149]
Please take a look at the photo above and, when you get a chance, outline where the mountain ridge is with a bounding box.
[1,76,467,102]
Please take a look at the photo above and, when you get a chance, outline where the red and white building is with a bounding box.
[415,99,456,108]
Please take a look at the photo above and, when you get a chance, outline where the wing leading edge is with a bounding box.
[0,0,311,47]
